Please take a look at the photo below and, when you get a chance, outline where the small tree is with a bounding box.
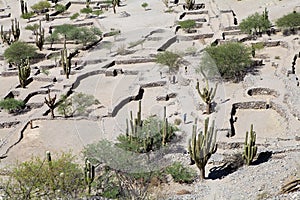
[155,51,182,73]
[4,41,37,66]
[203,42,252,82]
[276,12,300,32]
[239,10,272,35]
[188,118,217,180]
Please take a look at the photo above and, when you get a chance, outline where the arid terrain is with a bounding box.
[0,0,299,199]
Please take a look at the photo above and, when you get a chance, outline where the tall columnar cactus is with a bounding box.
[112,0,118,14]
[196,79,217,114]
[127,100,142,138]
[185,0,195,10]
[188,118,217,180]
[242,124,257,165]
[18,58,31,88]
[20,0,25,14]
[35,20,45,51]
[11,18,20,41]
[84,158,95,195]
[161,106,170,146]
[1,25,12,45]
[86,0,91,8]
[60,37,71,79]
[44,89,57,119]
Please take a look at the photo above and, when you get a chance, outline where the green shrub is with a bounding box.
[275,56,280,59]
[80,7,93,14]
[21,12,35,21]
[178,19,196,32]
[252,42,264,50]
[2,152,85,199]
[276,12,300,29]
[70,12,80,20]
[174,118,182,125]
[165,162,197,184]
[55,4,66,13]
[0,98,25,112]
[31,1,51,13]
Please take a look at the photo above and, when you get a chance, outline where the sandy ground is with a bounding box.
[0,0,299,199]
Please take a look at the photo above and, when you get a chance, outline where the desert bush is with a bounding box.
[155,51,182,73]
[70,12,80,20]
[58,92,100,117]
[2,152,85,199]
[0,98,25,113]
[178,19,196,32]
[80,7,93,14]
[202,42,252,82]
[165,162,197,183]
[54,4,66,13]
[141,2,148,10]
[31,1,51,13]
[21,12,35,21]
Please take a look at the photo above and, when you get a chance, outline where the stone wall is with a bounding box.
[0,121,20,129]
[140,81,167,88]
[157,36,177,51]
[188,33,214,40]
[115,58,155,65]
[1,71,18,77]
[247,87,279,97]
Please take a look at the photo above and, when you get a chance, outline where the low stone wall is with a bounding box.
[140,81,167,88]
[72,69,106,89]
[157,36,177,51]
[156,92,177,101]
[223,30,243,35]
[264,40,281,47]
[123,70,139,75]
[188,33,214,40]
[1,71,18,77]
[233,101,268,110]
[0,121,20,129]
[32,76,57,83]
[223,26,240,31]
[185,10,209,15]
[115,58,155,65]
[39,64,57,70]
[247,87,279,97]
[0,13,10,19]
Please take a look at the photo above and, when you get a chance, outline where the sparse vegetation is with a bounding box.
[2,152,86,199]
[70,12,80,20]
[0,98,25,112]
[58,92,100,118]
[178,19,196,33]
[155,51,182,73]
[165,162,197,183]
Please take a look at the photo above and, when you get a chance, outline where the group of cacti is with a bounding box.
[188,118,217,180]
[187,117,257,179]
[0,18,20,45]
[124,101,174,152]
[20,0,28,15]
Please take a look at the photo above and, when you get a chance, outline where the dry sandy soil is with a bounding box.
[0,0,300,199]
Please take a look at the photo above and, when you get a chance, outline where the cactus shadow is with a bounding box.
[208,154,244,180]
[252,151,272,165]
